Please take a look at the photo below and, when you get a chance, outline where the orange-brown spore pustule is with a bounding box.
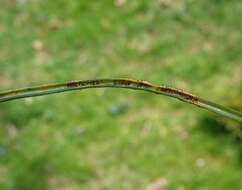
[66,79,107,88]
[156,86,199,104]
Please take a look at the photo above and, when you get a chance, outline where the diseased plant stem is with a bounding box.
[0,78,241,122]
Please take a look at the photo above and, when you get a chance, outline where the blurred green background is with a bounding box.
[0,0,241,189]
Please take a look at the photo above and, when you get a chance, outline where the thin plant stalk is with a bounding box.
[0,78,241,122]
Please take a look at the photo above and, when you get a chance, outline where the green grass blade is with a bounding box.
[0,78,241,122]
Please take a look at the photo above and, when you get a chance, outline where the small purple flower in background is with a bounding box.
[109,102,129,116]
[0,146,6,157]
[109,104,120,115]
[70,126,83,136]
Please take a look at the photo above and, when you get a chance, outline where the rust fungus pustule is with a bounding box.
[88,80,103,86]
[67,81,80,88]
[113,79,132,86]
[156,86,199,103]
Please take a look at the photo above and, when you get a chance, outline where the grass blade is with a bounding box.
[0,78,241,122]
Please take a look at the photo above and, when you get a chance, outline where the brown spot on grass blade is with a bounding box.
[156,86,199,103]
[67,81,81,88]
[113,79,132,86]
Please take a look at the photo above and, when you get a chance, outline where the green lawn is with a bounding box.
[0,0,241,189]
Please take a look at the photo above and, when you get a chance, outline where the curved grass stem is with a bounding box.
[0,78,241,122]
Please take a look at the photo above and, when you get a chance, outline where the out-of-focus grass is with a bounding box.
[0,0,241,189]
